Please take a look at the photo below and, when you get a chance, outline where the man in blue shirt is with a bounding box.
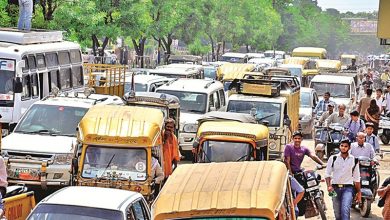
[365,122,380,153]
[344,110,366,142]
[315,92,335,114]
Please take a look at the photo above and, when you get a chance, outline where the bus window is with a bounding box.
[31,73,39,97]
[59,68,72,89]
[22,56,28,73]
[58,51,71,66]
[49,70,59,91]
[27,55,36,71]
[46,53,59,68]
[22,74,31,100]
[70,50,82,63]
[36,54,46,70]
[72,66,83,87]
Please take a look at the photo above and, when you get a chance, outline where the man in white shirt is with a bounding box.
[350,132,375,160]
[375,89,384,112]
[325,139,361,220]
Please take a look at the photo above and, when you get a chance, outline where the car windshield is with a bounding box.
[204,68,216,79]
[27,204,123,220]
[124,83,148,93]
[223,81,232,91]
[311,82,350,98]
[341,58,352,66]
[300,92,311,108]
[14,104,88,136]
[227,100,281,127]
[222,56,245,63]
[82,146,147,181]
[157,90,207,113]
[0,69,15,95]
[202,141,251,162]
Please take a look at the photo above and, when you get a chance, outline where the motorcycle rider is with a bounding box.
[284,131,326,175]
[319,103,335,125]
[344,110,365,142]
[365,122,380,153]
[314,92,335,114]
[350,132,375,160]
[346,59,357,71]
[375,88,384,113]
[383,84,390,114]
[325,104,350,127]
[380,69,390,86]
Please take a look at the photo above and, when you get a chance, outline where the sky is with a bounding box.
[316,0,380,13]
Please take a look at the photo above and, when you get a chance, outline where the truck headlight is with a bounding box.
[183,124,198,133]
[269,141,277,150]
[53,153,73,165]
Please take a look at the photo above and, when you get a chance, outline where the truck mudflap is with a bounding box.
[3,191,35,220]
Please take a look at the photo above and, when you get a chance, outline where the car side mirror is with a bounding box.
[71,158,78,175]
[13,77,23,93]
[193,139,200,149]
[284,118,291,127]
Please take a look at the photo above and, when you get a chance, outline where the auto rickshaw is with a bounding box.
[221,71,263,91]
[264,67,291,76]
[316,59,341,73]
[152,161,296,220]
[340,54,358,70]
[71,105,165,202]
[124,91,180,137]
[192,112,269,162]
[216,63,256,80]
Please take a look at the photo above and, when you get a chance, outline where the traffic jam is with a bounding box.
[0,1,390,220]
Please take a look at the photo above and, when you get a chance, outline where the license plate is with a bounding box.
[16,168,40,181]
[362,180,369,186]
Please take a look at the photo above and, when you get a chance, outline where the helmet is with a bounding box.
[292,131,303,138]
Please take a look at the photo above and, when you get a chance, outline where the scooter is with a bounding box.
[353,156,380,217]
[294,165,326,220]
[314,123,344,160]
[379,113,390,145]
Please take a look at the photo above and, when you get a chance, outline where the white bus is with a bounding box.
[0,29,84,134]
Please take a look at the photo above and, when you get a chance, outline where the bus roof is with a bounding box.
[0,28,63,44]
[152,161,288,220]
[78,105,164,146]
[217,63,256,78]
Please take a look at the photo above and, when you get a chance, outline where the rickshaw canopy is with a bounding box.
[217,63,256,80]
[78,105,164,146]
[152,161,289,220]
[292,47,327,59]
[222,71,263,81]
[316,59,341,73]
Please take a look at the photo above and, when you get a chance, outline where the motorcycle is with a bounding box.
[314,123,344,160]
[294,165,326,220]
[379,113,390,145]
[353,156,380,217]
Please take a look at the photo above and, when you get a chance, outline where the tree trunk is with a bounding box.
[132,38,146,68]
[216,43,221,61]
[208,34,215,61]
[222,41,226,54]
[40,0,57,21]
[246,44,250,53]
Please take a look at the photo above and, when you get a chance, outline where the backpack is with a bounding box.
[365,135,376,150]
[331,155,358,175]
[348,118,363,132]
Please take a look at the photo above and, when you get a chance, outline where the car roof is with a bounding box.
[156,79,223,93]
[311,74,354,84]
[279,64,303,69]
[39,186,141,210]
[222,52,248,58]
[34,91,123,108]
[127,74,169,84]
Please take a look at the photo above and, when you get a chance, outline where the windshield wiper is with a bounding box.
[256,113,276,121]
[187,109,204,113]
[236,154,248,161]
[22,129,60,136]
[97,154,115,180]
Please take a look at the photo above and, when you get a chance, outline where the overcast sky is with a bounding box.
[317,0,380,13]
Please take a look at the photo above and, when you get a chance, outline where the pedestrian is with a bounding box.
[365,122,380,153]
[325,139,361,220]
[378,177,390,219]
[0,155,8,217]
[357,88,373,121]
[365,99,380,135]
[162,118,180,178]
[17,0,33,31]
[344,110,366,142]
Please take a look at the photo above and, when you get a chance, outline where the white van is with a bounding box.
[156,79,226,155]
[1,89,123,189]
[124,74,169,93]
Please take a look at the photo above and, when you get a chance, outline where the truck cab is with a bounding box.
[1,89,123,189]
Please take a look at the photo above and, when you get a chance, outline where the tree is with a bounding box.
[0,0,11,27]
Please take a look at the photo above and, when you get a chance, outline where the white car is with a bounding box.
[27,186,150,220]
[299,88,318,137]
[124,74,170,93]
[1,89,123,189]
[156,79,226,155]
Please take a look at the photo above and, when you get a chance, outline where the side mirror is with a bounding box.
[71,158,78,175]
[193,139,200,149]
[13,77,23,93]
[284,118,291,127]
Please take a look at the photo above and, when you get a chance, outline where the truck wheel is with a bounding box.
[314,197,326,220]
[360,198,371,217]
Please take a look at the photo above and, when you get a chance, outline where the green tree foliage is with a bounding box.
[0,0,11,27]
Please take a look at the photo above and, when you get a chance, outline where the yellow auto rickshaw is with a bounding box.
[152,161,296,220]
[340,54,358,70]
[316,59,342,73]
[71,105,165,202]
[192,112,269,162]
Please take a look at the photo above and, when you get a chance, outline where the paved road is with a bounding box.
[301,138,387,220]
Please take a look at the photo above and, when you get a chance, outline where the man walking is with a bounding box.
[325,139,361,220]
[18,0,33,31]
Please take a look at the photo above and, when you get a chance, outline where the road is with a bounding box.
[300,138,387,220]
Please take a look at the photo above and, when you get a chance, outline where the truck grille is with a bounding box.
[7,151,53,160]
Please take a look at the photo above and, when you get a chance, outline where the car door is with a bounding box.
[126,199,150,220]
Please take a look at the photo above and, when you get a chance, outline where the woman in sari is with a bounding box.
[365,99,380,135]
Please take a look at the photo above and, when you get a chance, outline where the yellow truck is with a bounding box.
[152,161,296,220]
[193,112,269,162]
[227,76,300,160]
[2,185,36,220]
[221,71,263,91]
[378,0,390,45]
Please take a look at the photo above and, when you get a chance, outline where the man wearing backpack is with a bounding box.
[350,132,375,160]
[325,139,361,220]
[344,110,366,142]
[365,122,380,153]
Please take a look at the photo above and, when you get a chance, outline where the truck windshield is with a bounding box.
[202,140,251,162]
[311,82,350,98]
[14,104,88,136]
[28,204,123,220]
[82,147,147,181]
[157,90,207,114]
[204,67,216,79]
[227,100,281,127]
[300,92,311,108]
[125,82,148,93]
